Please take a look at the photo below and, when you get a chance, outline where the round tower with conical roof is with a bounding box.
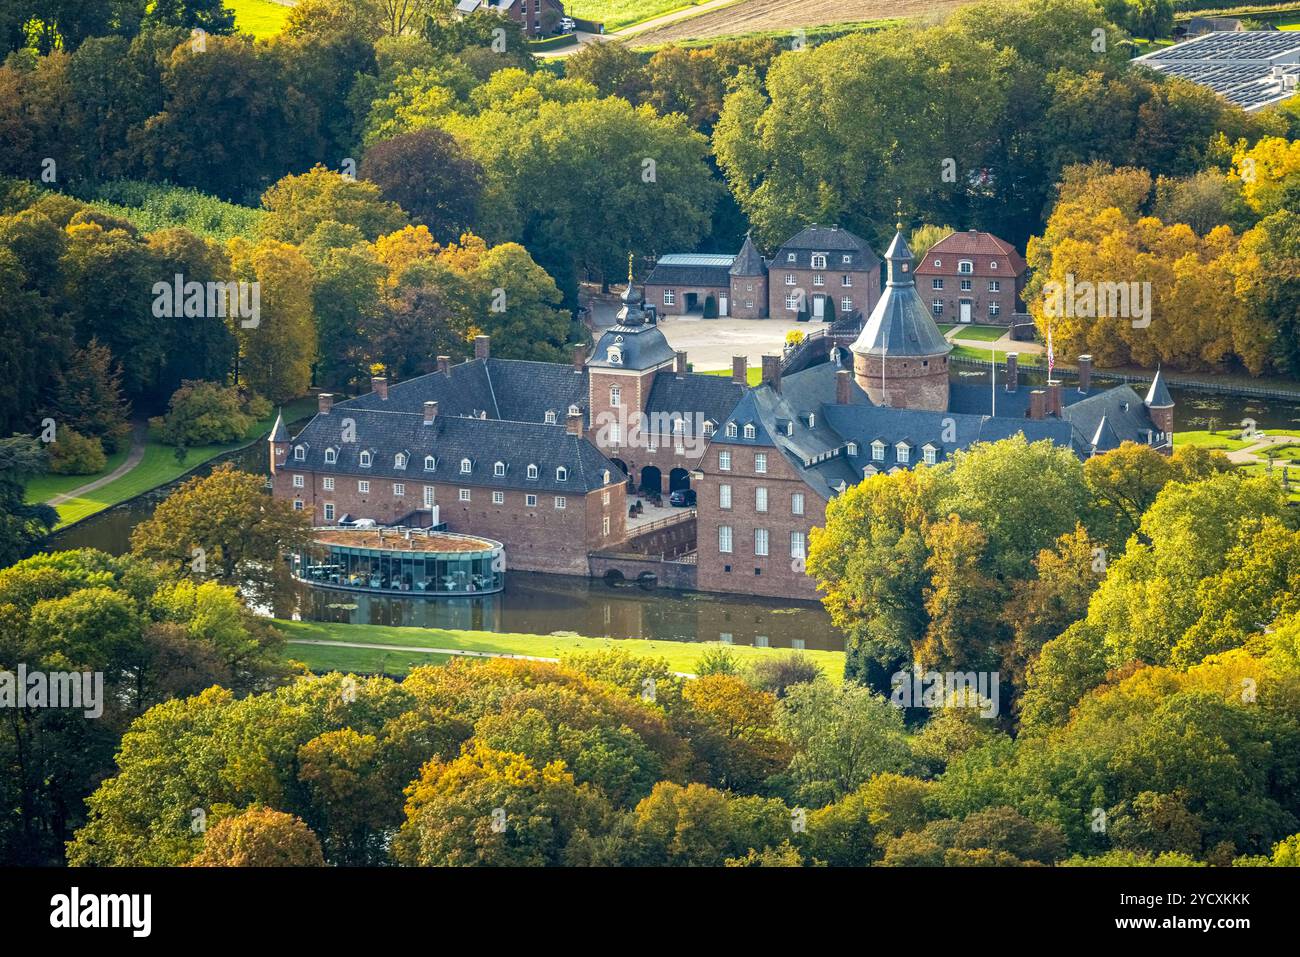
[850,223,952,411]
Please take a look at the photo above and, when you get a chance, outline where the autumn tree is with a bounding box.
[189,807,325,866]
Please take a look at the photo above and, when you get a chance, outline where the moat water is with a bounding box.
[49,381,1300,653]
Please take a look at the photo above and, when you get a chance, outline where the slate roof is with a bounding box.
[729,236,766,277]
[588,323,677,371]
[287,411,620,494]
[645,369,747,427]
[644,260,733,287]
[851,230,952,359]
[1145,368,1173,407]
[270,410,290,442]
[773,225,880,272]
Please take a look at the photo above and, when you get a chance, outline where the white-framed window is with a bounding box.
[791,531,805,559]
[872,441,885,462]
[785,273,796,286]
[525,493,537,507]
[556,466,567,482]
[718,525,733,553]
[492,490,504,505]
[359,450,371,467]
[324,503,335,522]
[494,461,506,477]
[719,484,732,509]
[459,488,471,501]
[846,442,858,456]
[958,260,973,274]
[842,254,852,265]
[527,463,539,480]
[754,528,769,556]
[394,483,405,496]
[292,474,304,488]
[990,260,999,270]
[610,386,620,407]
[323,477,334,491]
[841,298,853,312]
[424,455,435,470]
[813,273,825,286]
[394,452,407,469]
[932,300,944,316]
[664,290,675,306]
[702,421,715,436]
[785,292,800,310]
[293,500,303,510]
[294,445,305,461]
[602,515,610,536]
[325,448,337,464]
[989,301,1001,317]
[743,423,756,440]
[545,410,556,424]
[786,252,796,262]
[610,421,621,445]
[754,453,767,474]
[554,496,566,509]
[791,492,805,515]
[603,489,610,505]
[719,450,731,471]
[897,443,911,464]
[423,485,434,507]
[989,280,1001,292]
[842,275,852,287]
[932,278,944,290]
[358,480,370,493]
[755,487,768,513]
[923,446,937,465]
[460,458,472,474]
[933,258,942,267]
[961,279,972,292]
[725,422,738,437]
[811,253,827,269]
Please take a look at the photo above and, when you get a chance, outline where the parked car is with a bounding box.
[669,489,696,507]
[559,16,576,32]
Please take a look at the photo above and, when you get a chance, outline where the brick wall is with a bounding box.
[768,267,880,320]
[853,352,950,412]
[729,275,768,318]
[694,442,826,599]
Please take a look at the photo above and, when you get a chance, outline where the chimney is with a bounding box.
[761,354,781,393]
[318,393,333,414]
[423,400,438,426]
[1028,389,1046,420]
[1046,380,1062,417]
[1078,355,1092,393]
[437,355,451,375]
[675,350,688,376]
[572,343,585,372]
[732,355,748,385]
[835,369,851,405]
[566,409,583,436]
[372,376,388,401]
[474,335,490,360]
[1005,353,1018,393]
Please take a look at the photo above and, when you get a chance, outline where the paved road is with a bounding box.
[47,420,148,506]
[536,0,743,57]
[1226,433,1300,465]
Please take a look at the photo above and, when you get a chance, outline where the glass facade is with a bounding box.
[292,531,505,596]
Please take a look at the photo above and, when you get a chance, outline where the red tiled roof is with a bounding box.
[914,230,1028,277]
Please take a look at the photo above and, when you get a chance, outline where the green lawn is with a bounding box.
[949,344,1043,365]
[949,325,1008,342]
[700,366,763,385]
[27,397,317,529]
[274,618,846,680]
[1173,429,1254,452]
[567,0,697,31]
[228,0,292,39]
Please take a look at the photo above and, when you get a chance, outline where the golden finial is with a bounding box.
[627,251,634,285]
[895,198,904,232]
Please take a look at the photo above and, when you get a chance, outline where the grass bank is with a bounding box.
[273,618,846,680]
[229,0,293,39]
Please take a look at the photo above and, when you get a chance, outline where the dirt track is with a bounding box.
[628,0,970,45]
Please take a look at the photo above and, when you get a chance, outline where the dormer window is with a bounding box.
[896,442,911,464]
[933,258,941,268]
[294,445,305,461]
[842,255,852,265]
[743,424,756,440]
[459,458,472,474]
[787,252,796,262]
[494,461,506,477]
[527,463,539,480]
[702,421,715,436]
[958,260,973,275]
[871,440,885,462]
[725,423,738,438]
[846,441,858,456]
[556,466,567,482]
[424,455,435,471]
[923,445,937,465]
[545,410,556,424]
[811,253,827,269]
[990,260,998,270]
[324,448,337,464]
[568,404,580,417]
[359,450,371,467]
[394,452,407,469]
[606,345,623,365]
[807,412,815,429]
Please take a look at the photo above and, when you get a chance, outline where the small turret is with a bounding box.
[1144,367,1174,434]
[269,409,290,475]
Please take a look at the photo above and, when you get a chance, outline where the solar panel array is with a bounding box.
[1136,32,1300,111]
[1148,31,1300,62]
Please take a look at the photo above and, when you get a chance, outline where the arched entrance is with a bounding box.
[610,457,629,476]
[640,465,662,495]
[668,468,691,493]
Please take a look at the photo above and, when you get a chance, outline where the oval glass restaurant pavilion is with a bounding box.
[292,528,505,596]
